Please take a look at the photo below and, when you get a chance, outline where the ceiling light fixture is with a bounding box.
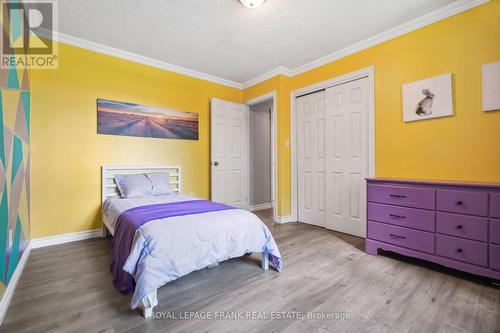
[239,0,265,9]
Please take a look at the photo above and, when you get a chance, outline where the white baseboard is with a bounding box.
[0,242,31,324]
[31,229,102,249]
[274,215,295,224]
[248,203,273,212]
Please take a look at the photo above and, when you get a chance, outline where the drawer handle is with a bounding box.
[456,225,463,230]
[389,214,407,219]
[456,248,463,253]
[456,201,464,206]
[390,194,407,198]
[389,233,406,240]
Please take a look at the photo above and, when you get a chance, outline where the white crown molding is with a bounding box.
[31,229,102,249]
[0,242,31,324]
[242,66,291,89]
[56,32,244,90]
[244,0,489,87]
[55,0,487,90]
[289,0,489,77]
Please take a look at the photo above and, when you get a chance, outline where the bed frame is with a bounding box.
[101,165,182,236]
[101,165,269,318]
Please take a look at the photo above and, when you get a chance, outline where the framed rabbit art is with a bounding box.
[402,73,454,122]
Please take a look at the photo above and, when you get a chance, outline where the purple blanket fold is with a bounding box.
[111,200,234,293]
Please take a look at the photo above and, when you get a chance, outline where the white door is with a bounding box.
[325,77,369,237]
[297,91,326,227]
[210,98,249,209]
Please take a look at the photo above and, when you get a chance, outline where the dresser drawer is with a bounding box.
[368,221,434,254]
[367,184,435,210]
[436,189,488,216]
[436,235,487,267]
[490,218,500,245]
[490,245,500,271]
[436,212,487,242]
[491,193,500,218]
[368,203,435,232]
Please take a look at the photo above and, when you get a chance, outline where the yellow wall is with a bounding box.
[244,0,500,218]
[33,1,499,237]
[31,43,242,238]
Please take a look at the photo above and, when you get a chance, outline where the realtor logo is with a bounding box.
[1,0,58,69]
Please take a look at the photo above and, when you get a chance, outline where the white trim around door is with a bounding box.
[246,91,278,223]
[290,66,376,229]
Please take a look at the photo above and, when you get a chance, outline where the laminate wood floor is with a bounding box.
[3,209,499,333]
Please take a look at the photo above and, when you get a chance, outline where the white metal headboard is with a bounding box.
[101,165,182,203]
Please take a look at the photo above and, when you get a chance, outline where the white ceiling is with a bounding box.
[58,0,463,85]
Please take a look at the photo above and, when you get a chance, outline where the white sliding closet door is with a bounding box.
[297,91,326,227]
[325,77,369,237]
[210,98,249,209]
[296,77,369,237]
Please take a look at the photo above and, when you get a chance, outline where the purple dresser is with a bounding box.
[366,178,500,280]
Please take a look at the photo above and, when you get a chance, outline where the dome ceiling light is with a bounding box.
[239,0,265,9]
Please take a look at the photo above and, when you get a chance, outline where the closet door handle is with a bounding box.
[213,161,219,166]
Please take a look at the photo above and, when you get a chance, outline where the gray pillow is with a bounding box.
[114,174,153,198]
[146,173,174,196]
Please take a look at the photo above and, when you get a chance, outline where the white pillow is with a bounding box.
[146,173,174,196]
[114,174,153,198]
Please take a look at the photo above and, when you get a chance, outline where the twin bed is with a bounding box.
[101,166,282,318]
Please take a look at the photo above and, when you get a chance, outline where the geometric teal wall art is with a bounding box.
[0,64,30,295]
[0,16,30,298]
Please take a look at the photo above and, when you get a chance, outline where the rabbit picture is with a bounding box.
[415,89,435,116]
[402,73,452,122]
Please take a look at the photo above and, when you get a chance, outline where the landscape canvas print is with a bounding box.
[402,73,453,122]
[97,99,199,140]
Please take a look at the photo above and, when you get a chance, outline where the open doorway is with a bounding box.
[210,93,277,221]
[246,92,277,221]
[249,100,272,212]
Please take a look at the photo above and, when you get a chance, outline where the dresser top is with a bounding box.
[366,177,500,189]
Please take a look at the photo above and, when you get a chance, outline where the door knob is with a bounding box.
[213,161,219,166]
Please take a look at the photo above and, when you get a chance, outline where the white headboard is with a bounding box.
[101,165,182,203]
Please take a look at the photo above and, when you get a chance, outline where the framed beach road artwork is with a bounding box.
[402,73,453,122]
[97,99,198,140]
